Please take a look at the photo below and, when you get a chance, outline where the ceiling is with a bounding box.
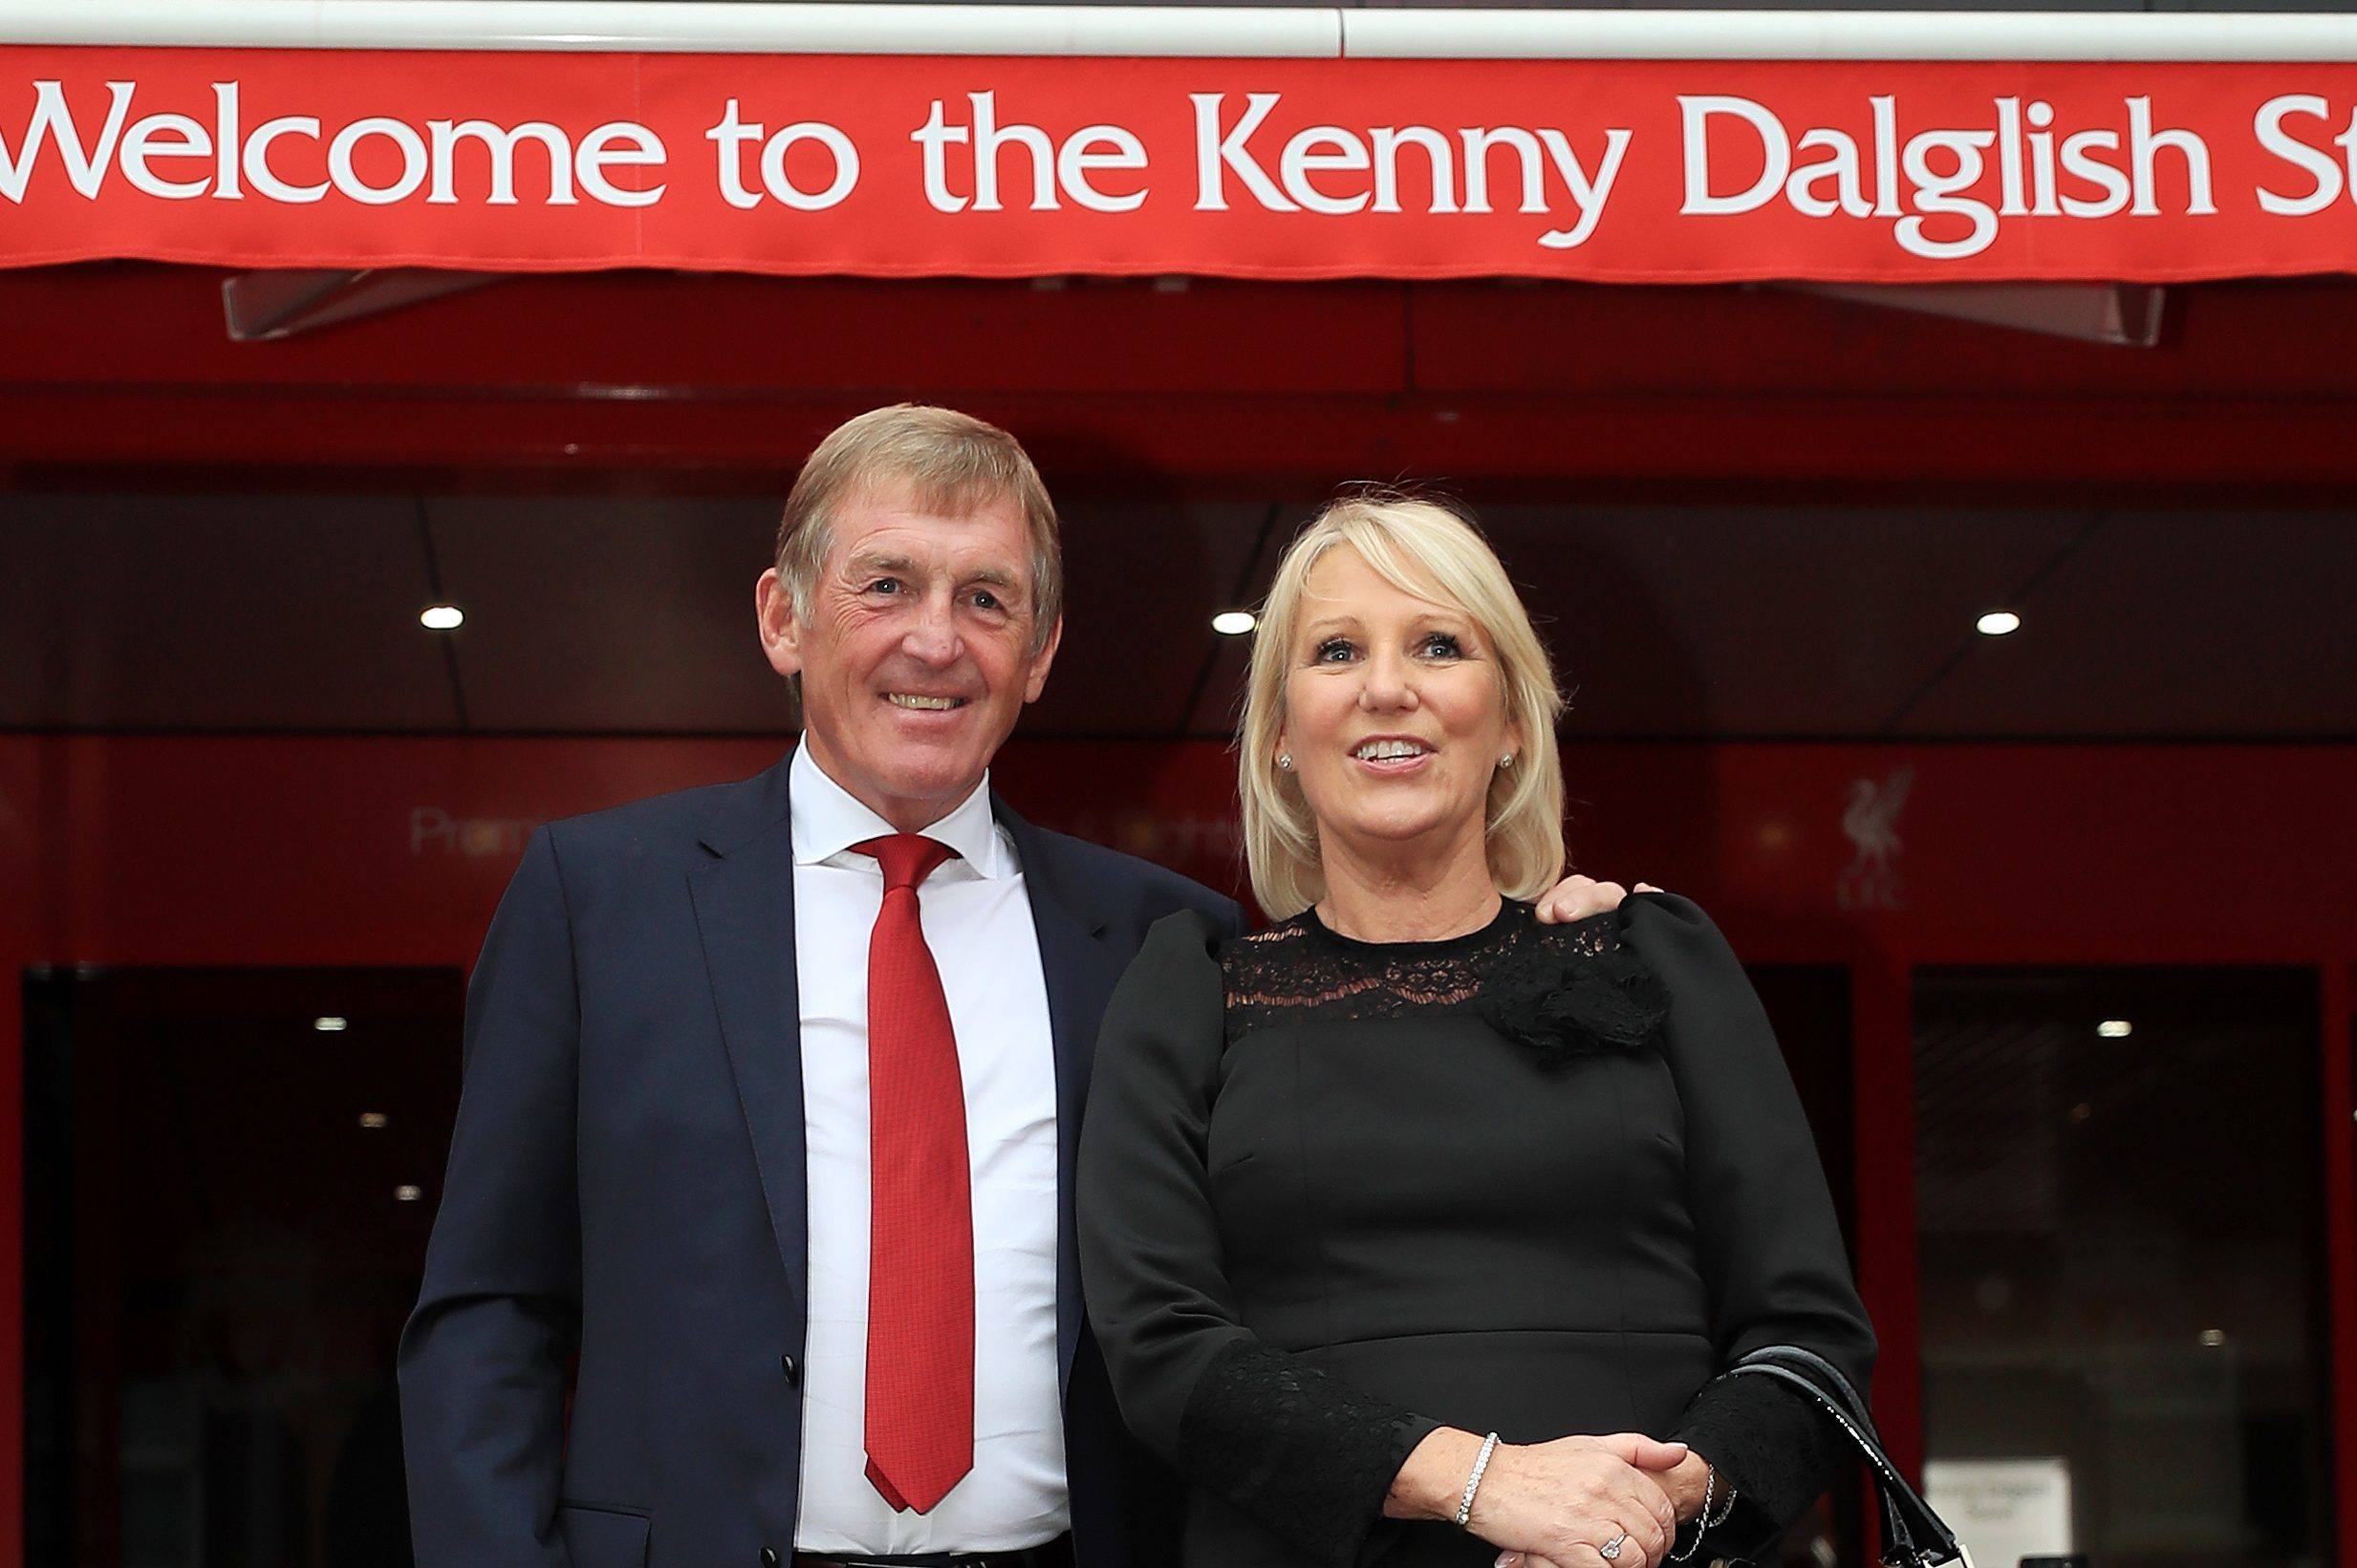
[4,262,2355,741]
[6,488,2353,740]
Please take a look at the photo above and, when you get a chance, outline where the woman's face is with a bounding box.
[1278,544,1519,870]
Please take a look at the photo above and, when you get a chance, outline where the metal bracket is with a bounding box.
[221,268,501,343]
[1776,282,2166,348]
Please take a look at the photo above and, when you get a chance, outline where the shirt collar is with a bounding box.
[789,742,1006,877]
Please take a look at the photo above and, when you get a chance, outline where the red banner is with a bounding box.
[8,46,2357,282]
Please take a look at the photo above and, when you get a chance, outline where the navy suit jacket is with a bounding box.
[399,756,1243,1568]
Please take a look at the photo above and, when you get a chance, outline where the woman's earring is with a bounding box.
[1277,753,1294,771]
[1499,753,1516,768]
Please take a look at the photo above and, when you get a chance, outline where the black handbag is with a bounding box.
[1723,1345,1971,1568]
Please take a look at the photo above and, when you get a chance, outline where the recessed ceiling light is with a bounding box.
[1211,610,1257,636]
[420,605,465,631]
[1977,610,2022,636]
[358,1112,389,1130]
[395,1185,424,1203]
[314,1016,348,1033]
[2198,1328,2227,1347]
[2097,1019,2132,1039]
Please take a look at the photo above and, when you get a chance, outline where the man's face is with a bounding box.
[758,481,1060,833]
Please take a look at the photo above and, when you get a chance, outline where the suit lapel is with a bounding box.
[999,799,1117,1394]
[688,770,1121,1390]
[688,758,811,1312]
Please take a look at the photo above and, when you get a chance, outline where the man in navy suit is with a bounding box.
[400,405,1632,1568]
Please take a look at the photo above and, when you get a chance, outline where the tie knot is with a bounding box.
[854,833,959,892]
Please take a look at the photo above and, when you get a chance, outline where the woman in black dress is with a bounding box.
[1076,494,1875,1568]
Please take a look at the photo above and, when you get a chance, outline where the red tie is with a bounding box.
[854,833,974,1514]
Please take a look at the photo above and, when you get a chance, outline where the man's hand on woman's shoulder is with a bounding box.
[1533,875,1664,924]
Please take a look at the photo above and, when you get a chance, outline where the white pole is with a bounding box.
[1345,7,2357,61]
[0,1,1344,56]
[6,0,2357,59]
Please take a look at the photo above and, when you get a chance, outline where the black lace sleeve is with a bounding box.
[1622,893,1878,1560]
[1078,912,1439,1568]
[1178,1342,1439,1566]
[1669,1372,1849,1561]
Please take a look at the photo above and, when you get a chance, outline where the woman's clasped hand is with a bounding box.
[1393,1428,1693,1568]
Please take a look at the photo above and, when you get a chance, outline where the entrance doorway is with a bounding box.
[26,966,462,1568]
[1913,966,2333,1568]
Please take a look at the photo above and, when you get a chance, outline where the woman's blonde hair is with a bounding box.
[1239,492,1567,918]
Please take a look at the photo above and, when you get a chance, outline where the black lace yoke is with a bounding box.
[1221,901,1671,1064]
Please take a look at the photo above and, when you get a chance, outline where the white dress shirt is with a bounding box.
[789,744,1069,1552]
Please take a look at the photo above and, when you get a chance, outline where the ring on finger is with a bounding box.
[1600,1533,1629,1561]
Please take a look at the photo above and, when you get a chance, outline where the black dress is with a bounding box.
[1075,892,1876,1568]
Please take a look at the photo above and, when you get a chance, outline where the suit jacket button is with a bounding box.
[761,1549,780,1567]
[779,1354,799,1385]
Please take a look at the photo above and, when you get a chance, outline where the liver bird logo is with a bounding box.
[1838,765,1913,910]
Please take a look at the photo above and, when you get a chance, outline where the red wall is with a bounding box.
[6,734,2355,1565]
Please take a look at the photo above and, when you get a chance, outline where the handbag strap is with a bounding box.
[1723,1347,1968,1568]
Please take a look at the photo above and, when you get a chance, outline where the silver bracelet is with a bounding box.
[1455,1432,1501,1529]
[1708,1475,1740,1529]
[1669,1465,1715,1561]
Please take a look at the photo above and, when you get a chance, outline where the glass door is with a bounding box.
[1913,967,2332,1568]
[25,966,462,1568]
